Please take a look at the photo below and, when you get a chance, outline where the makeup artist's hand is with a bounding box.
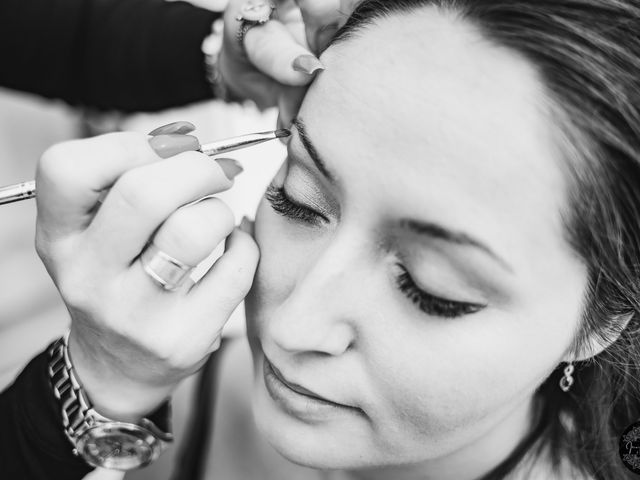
[35,131,258,421]
[220,0,358,125]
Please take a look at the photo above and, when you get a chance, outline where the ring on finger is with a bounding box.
[140,242,195,291]
[236,1,276,52]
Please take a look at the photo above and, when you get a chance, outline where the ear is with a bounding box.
[564,313,634,362]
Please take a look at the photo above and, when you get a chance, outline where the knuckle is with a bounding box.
[34,231,49,261]
[38,142,76,182]
[159,199,234,254]
[111,169,159,215]
[161,212,207,254]
[56,267,95,311]
[202,198,235,232]
[101,131,149,161]
[159,221,211,259]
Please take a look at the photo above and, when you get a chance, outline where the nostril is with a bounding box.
[267,313,356,356]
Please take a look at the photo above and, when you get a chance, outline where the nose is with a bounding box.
[263,233,365,357]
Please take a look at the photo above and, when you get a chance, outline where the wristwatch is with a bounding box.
[47,333,173,470]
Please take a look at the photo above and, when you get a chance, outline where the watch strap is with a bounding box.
[47,332,173,455]
[47,333,96,451]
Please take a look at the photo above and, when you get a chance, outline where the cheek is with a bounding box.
[367,307,576,451]
[246,200,299,335]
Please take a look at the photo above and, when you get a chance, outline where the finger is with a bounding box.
[148,134,200,159]
[148,121,196,136]
[131,197,236,294]
[36,132,159,238]
[239,216,255,237]
[244,20,321,86]
[153,197,235,268]
[294,0,344,52]
[217,45,283,110]
[188,226,260,318]
[86,154,241,268]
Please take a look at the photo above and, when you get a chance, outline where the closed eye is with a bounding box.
[265,184,328,226]
[395,264,486,318]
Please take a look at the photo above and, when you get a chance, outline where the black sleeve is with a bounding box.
[0,0,219,112]
[0,345,93,480]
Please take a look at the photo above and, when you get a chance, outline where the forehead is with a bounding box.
[312,8,556,177]
[299,7,572,271]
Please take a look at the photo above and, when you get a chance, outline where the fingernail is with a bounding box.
[239,216,254,235]
[148,121,196,136]
[149,134,200,158]
[292,54,325,76]
[216,158,244,180]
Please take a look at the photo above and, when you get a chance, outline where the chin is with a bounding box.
[250,381,384,471]
[254,415,373,470]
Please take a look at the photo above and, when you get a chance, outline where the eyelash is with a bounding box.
[265,183,484,319]
[395,265,485,318]
[265,184,327,226]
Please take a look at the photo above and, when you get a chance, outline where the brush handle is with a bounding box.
[0,128,288,207]
[0,181,36,205]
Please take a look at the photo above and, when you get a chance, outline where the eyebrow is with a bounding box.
[292,118,335,183]
[402,219,514,273]
[292,119,511,273]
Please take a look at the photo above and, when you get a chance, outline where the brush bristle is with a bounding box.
[275,129,291,138]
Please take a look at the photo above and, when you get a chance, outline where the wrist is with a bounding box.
[68,329,173,422]
[49,333,173,470]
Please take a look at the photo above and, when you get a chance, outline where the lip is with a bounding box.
[262,357,359,419]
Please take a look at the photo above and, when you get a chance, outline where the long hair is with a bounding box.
[331,1,640,478]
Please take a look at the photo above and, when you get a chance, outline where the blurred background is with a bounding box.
[0,1,284,477]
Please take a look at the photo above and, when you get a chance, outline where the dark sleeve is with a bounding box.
[0,346,93,480]
[0,0,219,112]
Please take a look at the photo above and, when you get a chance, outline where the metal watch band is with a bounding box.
[47,332,173,457]
[48,332,96,451]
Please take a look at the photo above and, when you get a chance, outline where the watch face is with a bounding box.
[77,423,161,471]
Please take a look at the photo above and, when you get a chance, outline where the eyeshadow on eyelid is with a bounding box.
[285,164,339,218]
[400,242,510,304]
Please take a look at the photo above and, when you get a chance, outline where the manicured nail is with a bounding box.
[216,158,244,180]
[148,121,196,136]
[292,54,325,76]
[239,216,254,235]
[148,134,200,158]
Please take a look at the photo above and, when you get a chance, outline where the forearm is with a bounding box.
[0,345,93,480]
[0,0,218,112]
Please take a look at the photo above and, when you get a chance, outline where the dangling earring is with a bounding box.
[559,362,575,392]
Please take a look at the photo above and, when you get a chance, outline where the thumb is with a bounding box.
[244,20,323,86]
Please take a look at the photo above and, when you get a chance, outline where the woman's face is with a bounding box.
[245,8,588,473]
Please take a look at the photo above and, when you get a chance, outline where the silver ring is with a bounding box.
[140,243,194,291]
[236,1,276,51]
